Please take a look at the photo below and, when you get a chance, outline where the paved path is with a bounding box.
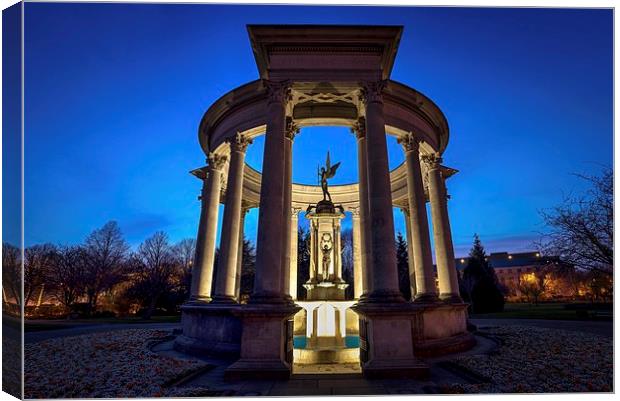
[25,322,181,344]
[471,318,613,338]
[152,334,499,396]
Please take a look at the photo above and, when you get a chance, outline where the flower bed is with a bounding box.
[24,329,212,398]
[441,326,613,393]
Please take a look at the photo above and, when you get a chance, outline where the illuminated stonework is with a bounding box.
[176,25,475,381]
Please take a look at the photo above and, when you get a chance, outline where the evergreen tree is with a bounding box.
[395,232,412,300]
[239,238,256,299]
[462,234,504,313]
[296,226,311,299]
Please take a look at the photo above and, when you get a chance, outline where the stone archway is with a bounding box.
[175,25,475,381]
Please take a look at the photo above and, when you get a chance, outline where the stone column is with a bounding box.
[351,207,363,299]
[251,80,291,304]
[281,119,298,298]
[401,207,417,299]
[235,205,250,301]
[360,81,403,303]
[398,134,438,303]
[289,207,301,300]
[190,153,227,302]
[213,134,252,303]
[423,153,462,303]
[351,118,372,297]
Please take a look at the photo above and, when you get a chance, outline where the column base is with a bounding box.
[210,295,237,304]
[188,295,212,304]
[248,291,294,305]
[413,292,439,304]
[224,303,301,381]
[362,289,406,304]
[439,293,464,303]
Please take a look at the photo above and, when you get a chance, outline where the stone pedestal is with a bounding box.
[224,304,301,381]
[411,302,475,357]
[351,301,474,379]
[352,302,429,379]
[175,303,242,357]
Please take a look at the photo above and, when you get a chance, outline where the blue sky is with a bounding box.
[12,3,612,257]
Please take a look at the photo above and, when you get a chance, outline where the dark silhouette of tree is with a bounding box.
[172,238,196,302]
[395,232,412,300]
[48,246,87,314]
[296,226,311,299]
[24,244,56,308]
[126,231,178,319]
[82,221,129,314]
[462,234,504,313]
[539,167,612,276]
[341,228,354,299]
[2,242,22,310]
[239,238,256,300]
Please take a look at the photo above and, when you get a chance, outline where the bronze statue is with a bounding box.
[318,151,341,202]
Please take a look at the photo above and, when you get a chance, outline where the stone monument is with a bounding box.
[293,153,358,365]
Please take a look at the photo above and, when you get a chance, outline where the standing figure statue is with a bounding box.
[318,151,341,202]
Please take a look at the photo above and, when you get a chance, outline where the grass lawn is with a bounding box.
[470,302,612,321]
[24,315,181,332]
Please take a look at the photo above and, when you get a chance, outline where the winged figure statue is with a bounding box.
[318,151,341,202]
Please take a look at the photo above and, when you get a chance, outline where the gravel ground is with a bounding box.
[23,326,613,397]
[24,329,215,398]
[441,326,613,393]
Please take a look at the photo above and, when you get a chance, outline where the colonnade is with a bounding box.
[189,80,461,305]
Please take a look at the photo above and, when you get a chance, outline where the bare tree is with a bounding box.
[539,168,612,276]
[172,238,196,299]
[82,221,129,314]
[24,244,56,307]
[48,246,87,314]
[129,231,178,319]
[2,242,22,309]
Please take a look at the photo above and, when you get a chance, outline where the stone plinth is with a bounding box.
[224,303,301,381]
[352,301,475,378]
[352,302,429,379]
[411,302,476,357]
[175,303,242,357]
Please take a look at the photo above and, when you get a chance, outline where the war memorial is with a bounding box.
[175,25,475,380]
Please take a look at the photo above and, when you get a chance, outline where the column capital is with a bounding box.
[359,80,387,105]
[350,206,361,218]
[291,206,302,216]
[399,205,410,217]
[229,132,253,153]
[241,199,253,213]
[397,133,421,154]
[421,153,443,171]
[350,117,366,139]
[285,117,300,141]
[207,152,228,171]
[264,79,292,105]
